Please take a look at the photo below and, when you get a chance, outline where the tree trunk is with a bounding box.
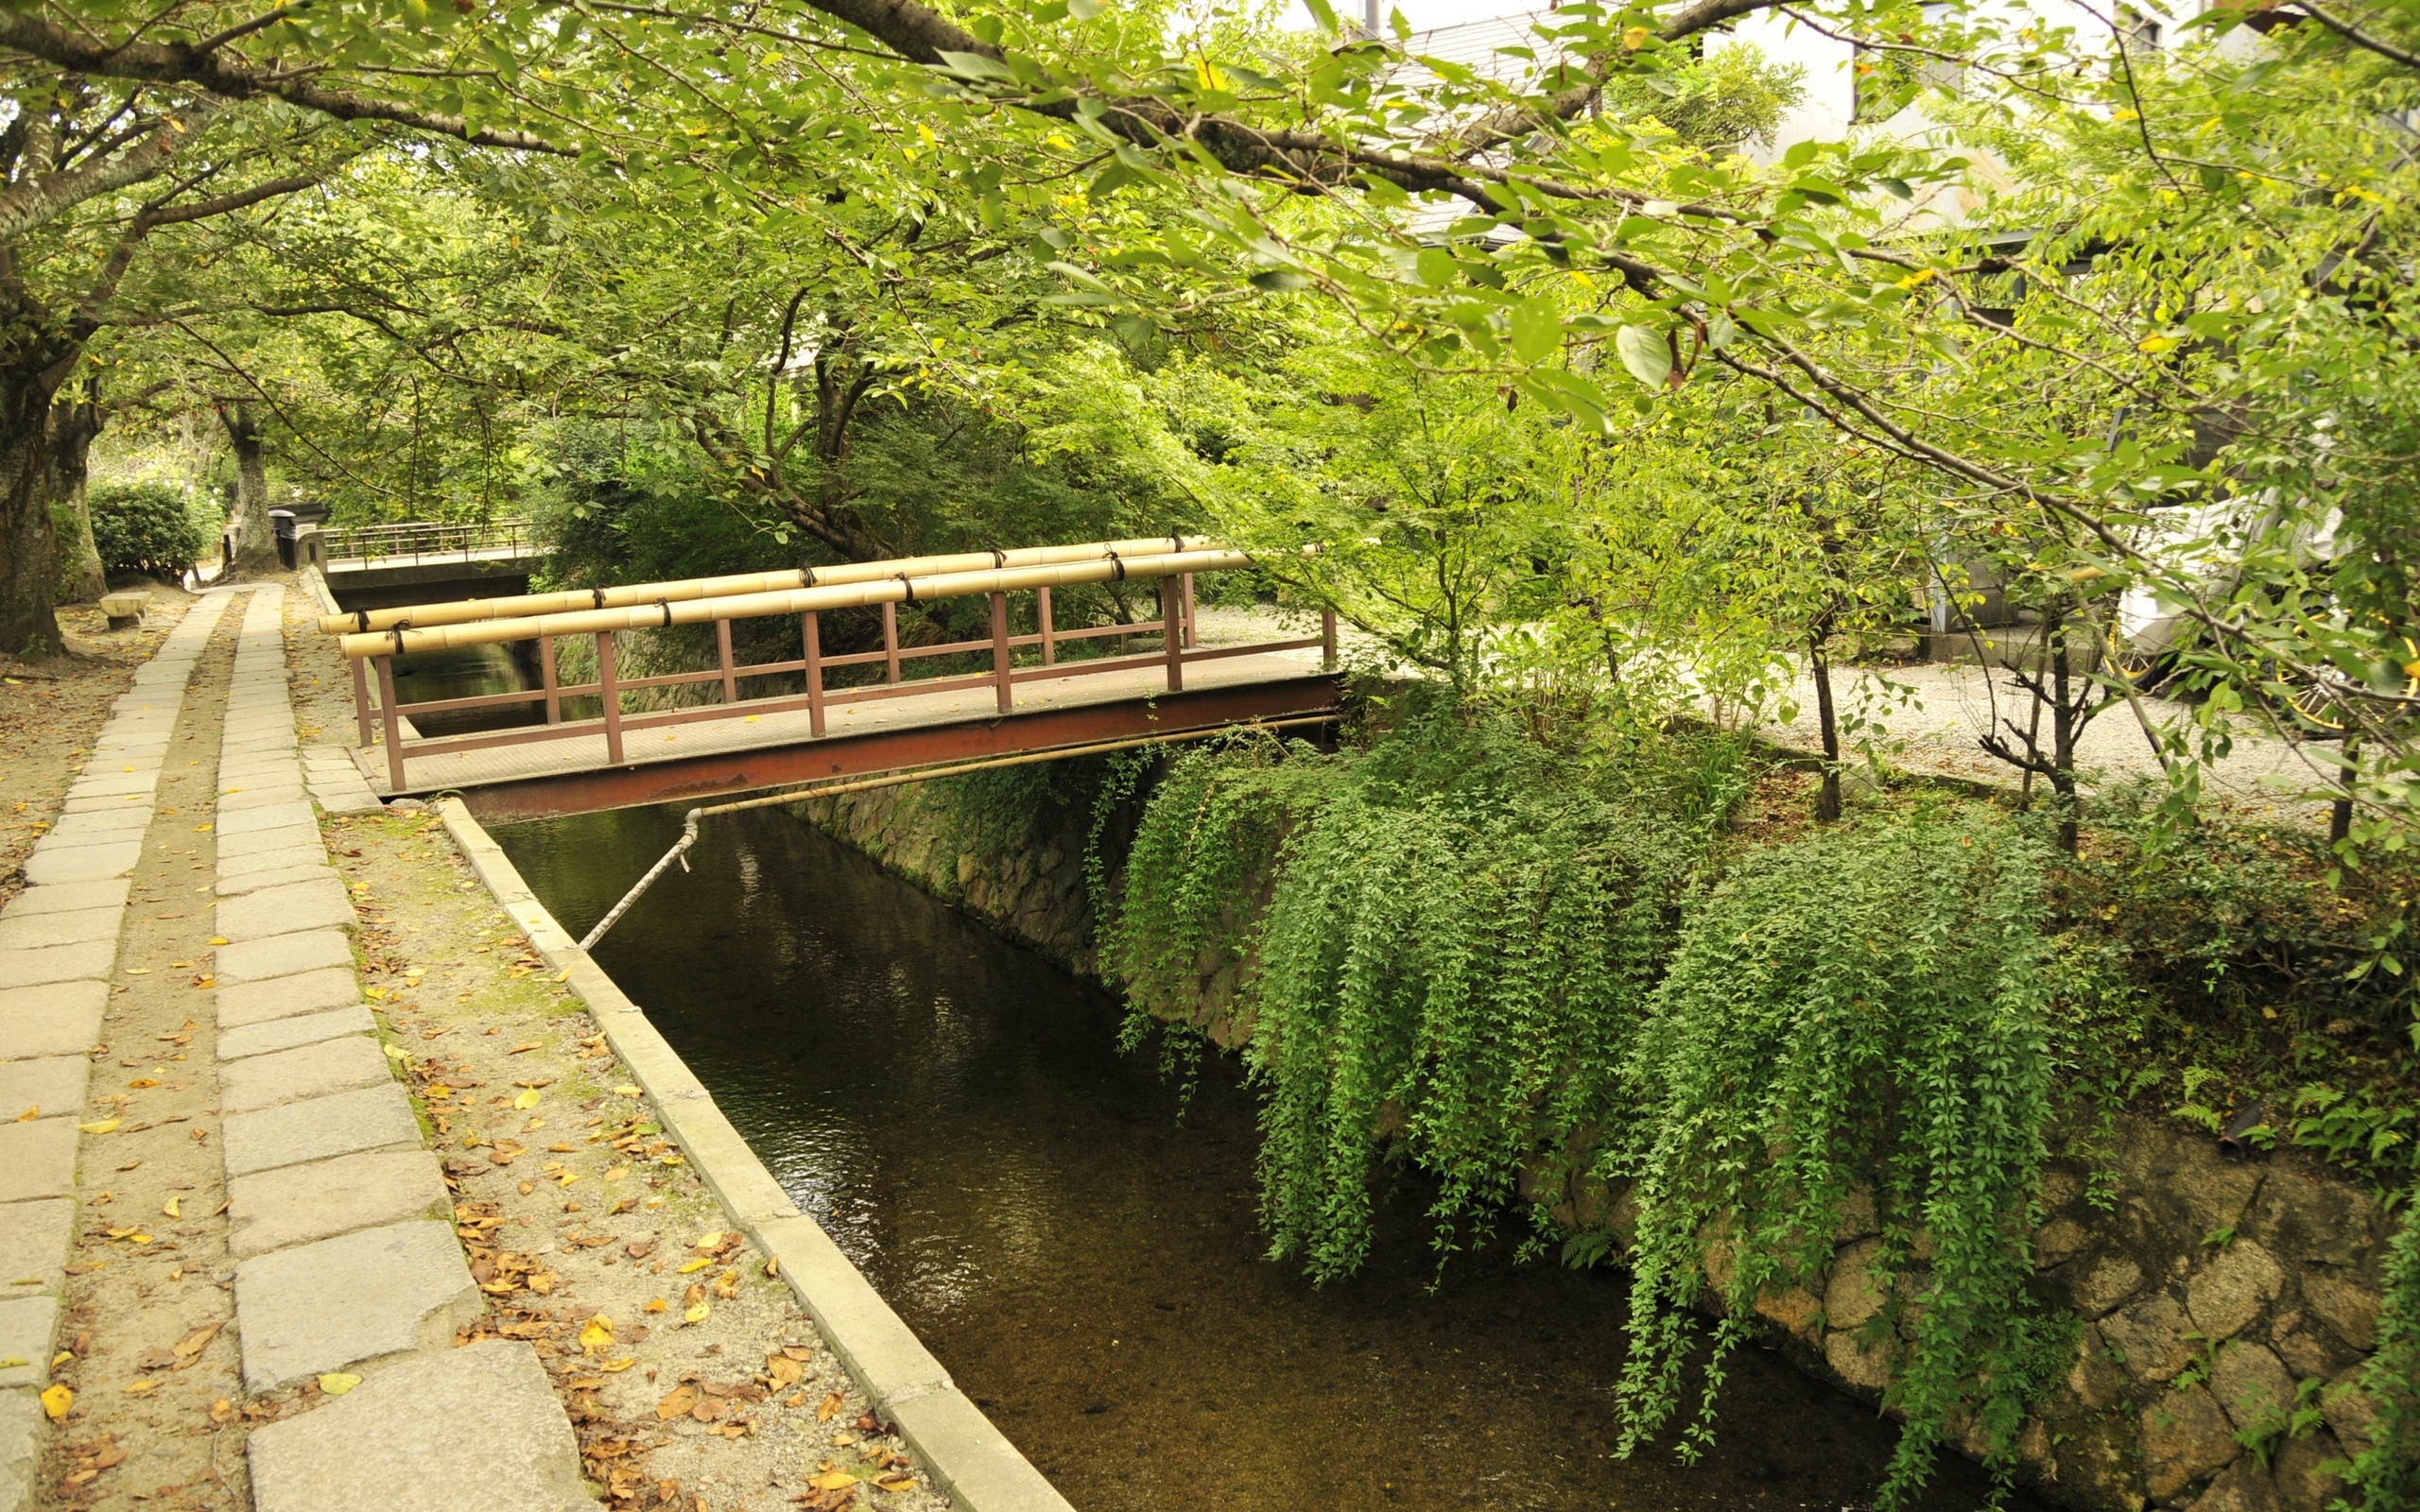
[222,403,276,574]
[1810,633,1842,823]
[0,355,70,657]
[2047,609,2080,853]
[48,395,104,603]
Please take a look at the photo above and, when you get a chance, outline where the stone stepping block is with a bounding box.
[0,880,128,919]
[0,1297,58,1388]
[218,864,341,899]
[0,1057,88,1125]
[41,807,154,842]
[21,841,141,887]
[63,771,157,799]
[218,968,361,1029]
[219,1005,376,1063]
[0,905,120,951]
[220,1035,391,1114]
[216,879,354,944]
[223,1084,420,1177]
[219,846,328,883]
[0,980,107,1060]
[229,1149,448,1260]
[0,1121,78,1205]
[214,930,351,987]
[0,1197,72,1298]
[60,793,153,816]
[216,802,314,836]
[219,786,311,814]
[0,938,114,989]
[246,1339,586,1512]
[218,824,320,861]
[231,1220,480,1391]
[0,1385,42,1510]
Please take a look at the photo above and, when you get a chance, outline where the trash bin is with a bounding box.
[269,508,299,569]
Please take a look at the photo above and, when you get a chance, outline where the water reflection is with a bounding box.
[495,803,2033,1512]
[389,642,543,737]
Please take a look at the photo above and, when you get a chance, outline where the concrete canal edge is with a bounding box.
[434,799,1078,1512]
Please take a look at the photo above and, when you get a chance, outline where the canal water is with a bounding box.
[494,804,2036,1512]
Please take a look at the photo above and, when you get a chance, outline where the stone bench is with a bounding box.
[99,591,151,629]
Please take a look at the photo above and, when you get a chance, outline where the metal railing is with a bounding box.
[323,538,1337,790]
[320,518,535,566]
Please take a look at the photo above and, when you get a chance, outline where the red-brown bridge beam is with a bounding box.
[450,674,1344,824]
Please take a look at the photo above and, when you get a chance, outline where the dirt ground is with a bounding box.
[2,586,197,904]
[324,803,949,1512]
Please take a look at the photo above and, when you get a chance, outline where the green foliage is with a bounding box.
[1616,815,2062,1505]
[87,483,211,578]
[2349,1185,2420,1509]
[1599,40,1808,149]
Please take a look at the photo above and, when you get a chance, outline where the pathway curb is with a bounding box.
[438,797,1080,1512]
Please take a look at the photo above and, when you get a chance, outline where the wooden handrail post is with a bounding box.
[1038,586,1056,667]
[804,611,826,737]
[717,618,737,705]
[597,631,624,765]
[1182,572,1198,648]
[1161,576,1184,693]
[990,592,1013,714]
[881,600,900,684]
[540,635,561,724]
[1322,606,1339,670]
[375,656,406,790]
[351,655,373,747]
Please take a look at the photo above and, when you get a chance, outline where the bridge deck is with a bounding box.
[324,544,538,573]
[360,643,1341,822]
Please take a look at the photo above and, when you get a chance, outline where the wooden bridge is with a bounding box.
[304,518,545,612]
[320,536,1343,822]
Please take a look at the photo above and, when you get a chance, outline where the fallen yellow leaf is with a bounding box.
[40,1384,72,1418]
[209,937,229,946]
[124,968,151,976]
[122,1379,159,1396]
[599,1357,636,1373]
[162,1195,180,1218]
[319,1372,361,1395]
[612,1084,641,1097]
[643,1298,666,1314]
[127,1077,159,1089]
[15,1106,36,1122]
[78,1119,121,1135]
[514,1089,543,1109]
[817,1389,844,1422]
[809,1471,858,1492]
[683,1302,710,1324]
[677,1257,712,1274]
[579,1316,614,1353]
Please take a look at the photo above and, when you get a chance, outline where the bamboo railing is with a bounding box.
[325,537,1337,789]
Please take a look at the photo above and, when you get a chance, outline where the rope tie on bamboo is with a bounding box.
[896,573,920,607]
[800,567,817,588]
[389,627,407,657]
[592,588,606,609]
[1167,533,1183,554]
[354,609,371,632]
[989,547,1006,567]
[655,598,672,627]
[1106,550,1127,581]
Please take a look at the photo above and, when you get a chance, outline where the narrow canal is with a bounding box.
[495,804,2035,1512]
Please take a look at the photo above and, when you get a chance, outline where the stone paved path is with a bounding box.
[2,587,591,1512]
[2,593,228,1508]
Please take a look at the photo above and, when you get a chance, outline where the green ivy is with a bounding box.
[2352,1181,2420,1510]
[1614,816,2064,1505]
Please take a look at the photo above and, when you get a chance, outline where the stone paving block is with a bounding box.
[0,904,120,951]
[65,771,158,799]
[0,1297,58,1388]
[21,841,140,886]
[231,1220,481,1391]
[0,1121,78,1205]
[0,1198,72,1297]
[245,1338,586,1512]
[39,809,152,844]
[222,1084,420,1177]
[0,1385,39,1512]
[220,1035,390,1114]
[218,786,310,813]
[218,825,319,861]
[218,846,327,881]
[0,880,128,918]
[216,802,314,836]
[229,1149,448,1260]
[218,864,340,898]
[217,968,361,1029]
[0,980,107,1059]
[219,1006,376,1063]
[214,930,350,986]
[216,878,354,943]
[60,793,153,815]
[0,939,113,988]
[0,1058,87,1124]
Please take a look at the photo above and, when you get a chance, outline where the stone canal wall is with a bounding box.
[794,777,2396,1512]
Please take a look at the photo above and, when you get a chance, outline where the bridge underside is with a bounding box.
[408,665,1343,824]
[324,555,537,613]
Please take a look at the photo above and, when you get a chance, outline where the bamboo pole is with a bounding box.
[317,534,1209,636]
[337,547,1261,661]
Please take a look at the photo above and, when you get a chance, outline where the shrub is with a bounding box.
[90,483,211,577]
